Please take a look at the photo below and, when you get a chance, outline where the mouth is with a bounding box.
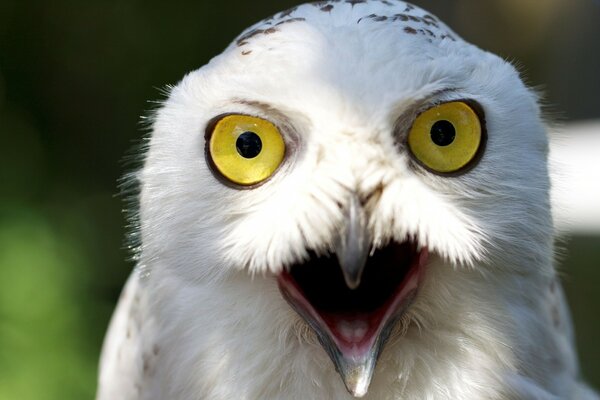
[278,239,428,397]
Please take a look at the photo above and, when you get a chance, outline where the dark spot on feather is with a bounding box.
[237,29,259,46]
[279,6,298,18]
[421,14,439,27]
[143,357,150,374]
[275,17,306,26]
[440,33,456,41]
[358,14,376,24]
[373,15,388,22]
[142,350,158,377]
[358,11,449,40]
[312,0,338,7]
[346,0,366,5]
[321,4,334,12]
[236,27,279,47]
[552,305,561,328]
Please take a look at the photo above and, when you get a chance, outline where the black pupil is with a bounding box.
[236,132,262,158]
[430,120,456,146]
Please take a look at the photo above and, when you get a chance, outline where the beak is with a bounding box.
[277,193,426,398]
[335,194,370,290]
[320,319,398,397]
[330,193,378,396]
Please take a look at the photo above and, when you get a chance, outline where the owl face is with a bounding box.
[140,1,552,396]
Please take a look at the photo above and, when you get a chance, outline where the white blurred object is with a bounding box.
[550,121,600,234]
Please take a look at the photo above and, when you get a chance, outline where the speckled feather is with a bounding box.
[97,1,599,399]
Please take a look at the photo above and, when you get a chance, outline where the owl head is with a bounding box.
[137,1,553,397]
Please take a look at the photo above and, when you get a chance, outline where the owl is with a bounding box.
[97,1,599,399]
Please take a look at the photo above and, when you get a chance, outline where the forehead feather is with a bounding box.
[208,0,496,99]
[233,1,460,51]
[176,0,525,130]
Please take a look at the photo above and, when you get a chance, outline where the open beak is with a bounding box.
[278,195,428,397]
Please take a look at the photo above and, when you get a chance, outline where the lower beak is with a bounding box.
[319,317,398,397]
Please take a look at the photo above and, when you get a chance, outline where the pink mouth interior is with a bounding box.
[279,241,428,359]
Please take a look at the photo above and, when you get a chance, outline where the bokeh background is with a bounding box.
[1,1,599,398]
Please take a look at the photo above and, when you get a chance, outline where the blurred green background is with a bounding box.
[0,1,598,398]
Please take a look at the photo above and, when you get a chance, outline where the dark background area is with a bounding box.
[0,1,598,398]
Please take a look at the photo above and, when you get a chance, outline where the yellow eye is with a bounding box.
[207,114,285,186]
[407,101,484,174]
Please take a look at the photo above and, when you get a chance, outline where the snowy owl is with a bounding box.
[97,1,599,399]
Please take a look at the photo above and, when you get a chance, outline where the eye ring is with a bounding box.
[407,100,487,176]
[204,113,287,189]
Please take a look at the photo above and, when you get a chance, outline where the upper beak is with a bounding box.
[335,194,370,290]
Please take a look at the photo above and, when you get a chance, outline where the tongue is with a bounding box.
[318,308,406,398]
[322,312,386,359]
[335,319,370,344]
